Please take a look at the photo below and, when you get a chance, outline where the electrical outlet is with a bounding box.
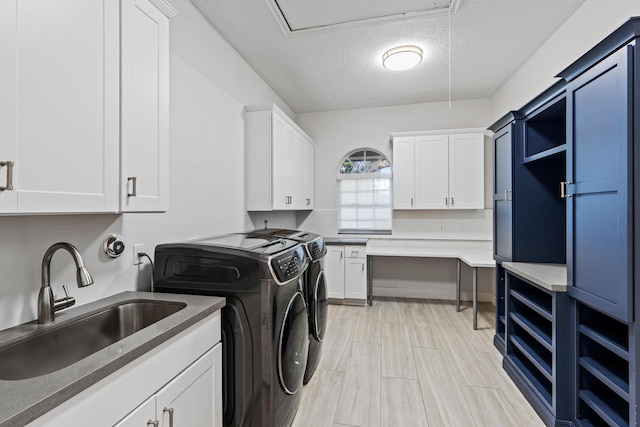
[133,244,144,266]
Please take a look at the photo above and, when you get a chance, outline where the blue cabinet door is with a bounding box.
[494,124,513,262]
[566,46,632,322]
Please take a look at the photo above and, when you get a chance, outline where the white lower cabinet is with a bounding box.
[116,344,222,427]
[28,311,222,427]
[325,245,367,304]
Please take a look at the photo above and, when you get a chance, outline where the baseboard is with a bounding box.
[372,286,494,303]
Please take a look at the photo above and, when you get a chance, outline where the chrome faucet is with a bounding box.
[37,242,94,324]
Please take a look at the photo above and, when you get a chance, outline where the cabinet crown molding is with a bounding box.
[148,0,178,18]
[389,128,488,141]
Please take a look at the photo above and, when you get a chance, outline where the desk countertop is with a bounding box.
[365,239,495,268]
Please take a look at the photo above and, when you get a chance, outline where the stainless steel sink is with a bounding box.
[0,300,186,380]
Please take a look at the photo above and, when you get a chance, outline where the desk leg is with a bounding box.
[456,259,461,312]
[367,255,373,306]
[473,267,478,330]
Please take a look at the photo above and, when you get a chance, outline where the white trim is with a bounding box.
[147,0,178,18]
[389,127,488,141]
[336,172,392,180]
[264,0,462,38]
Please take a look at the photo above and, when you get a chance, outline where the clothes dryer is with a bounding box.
[249,229,327,384]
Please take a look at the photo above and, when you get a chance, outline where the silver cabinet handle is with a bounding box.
[504,190,508,201]
[127,176,137,197]
[362,263,364,272]
[0,161,14,191]
[340,251,343,260]
[445,197,448,206]
[147,421,159,427]
[410,197,413,207]
[560,182,571,199]
[451,197,454,206]
[163,407,174,427]
[306,198,311,205]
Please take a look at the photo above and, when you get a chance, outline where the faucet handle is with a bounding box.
[53,285,76,312]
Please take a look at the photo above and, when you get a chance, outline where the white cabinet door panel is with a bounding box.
[156,345,221,427]
[121,0,170,212]
[0,0,17,213]
[449,133,484,209]
[114,396,156,427]
[15,0,119,213]
[325,246,345,299]
[344,257,366,300]
[414,135,449,209]
[392,136,415,209]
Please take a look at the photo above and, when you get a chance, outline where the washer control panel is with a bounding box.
[271,246,308,283]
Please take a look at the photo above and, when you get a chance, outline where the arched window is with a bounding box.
[337,149,392,234]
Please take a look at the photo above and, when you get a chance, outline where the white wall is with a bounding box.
[295,99,496,301]
[296,98,494,240]
[491,0,640,121]
[0,0,291,331]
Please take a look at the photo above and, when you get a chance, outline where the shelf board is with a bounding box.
[510,336,552,382]
[579,325,629,361]
[510,289,552,321]
[579,357,629,402]
[579,390,629,427]
[523,144,567,164]
[510,312,552,351]
[507,355,552,407]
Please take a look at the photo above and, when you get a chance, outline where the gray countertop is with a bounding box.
[324,237,368,245]
[0,291,225,427]
[502,262,567,292]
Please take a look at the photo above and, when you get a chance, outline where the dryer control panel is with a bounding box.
[271,246,308,283]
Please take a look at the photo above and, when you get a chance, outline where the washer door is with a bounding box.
[278,291,309,395]
[310,270,328,341]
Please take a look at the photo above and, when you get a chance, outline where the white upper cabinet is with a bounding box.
[120,0,174,212]
[1,0,120,214]
[0,0,174,215]
[245,104,314,211]
[392,129,485,210]
[0,0,17,213]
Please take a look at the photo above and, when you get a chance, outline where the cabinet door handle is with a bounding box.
[410,197,413,207]
[306,198,311,205]
[445,197,448,206]
[0,161,14,192]
[340,251,343,260]
[127,176,137,197]
[163,407,174,427]
[451,197,454,206]
[362,263,364,272]
[147,421,159,427]
[560,182,572,199]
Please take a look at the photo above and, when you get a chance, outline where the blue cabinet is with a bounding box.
[492,120,515,263]
[491,17,640,427]
[565,46,632,323]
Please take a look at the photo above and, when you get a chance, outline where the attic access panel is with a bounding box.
[269,0,460,34]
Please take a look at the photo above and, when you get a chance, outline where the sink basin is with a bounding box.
[0,300,186,380]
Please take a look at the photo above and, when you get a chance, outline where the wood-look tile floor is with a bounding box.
[292,297,545,427]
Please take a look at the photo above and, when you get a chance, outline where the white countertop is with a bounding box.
[365,238,495,268]
[502,262,567,292]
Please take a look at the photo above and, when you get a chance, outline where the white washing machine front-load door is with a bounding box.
[278,291,309,395]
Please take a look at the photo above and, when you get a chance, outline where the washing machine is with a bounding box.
[249,229,327,384]
[154,233,310,427]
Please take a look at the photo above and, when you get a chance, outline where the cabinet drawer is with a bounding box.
[345,246,366,258]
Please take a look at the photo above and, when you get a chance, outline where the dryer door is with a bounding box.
[278,291,309,395]
[310,268,328,341]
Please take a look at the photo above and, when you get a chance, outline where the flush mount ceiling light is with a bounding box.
[382,45,423,71]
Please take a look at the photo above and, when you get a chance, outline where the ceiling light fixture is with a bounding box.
[382,45,423,71]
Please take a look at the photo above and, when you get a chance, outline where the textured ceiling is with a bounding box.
[189,0,585,113]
